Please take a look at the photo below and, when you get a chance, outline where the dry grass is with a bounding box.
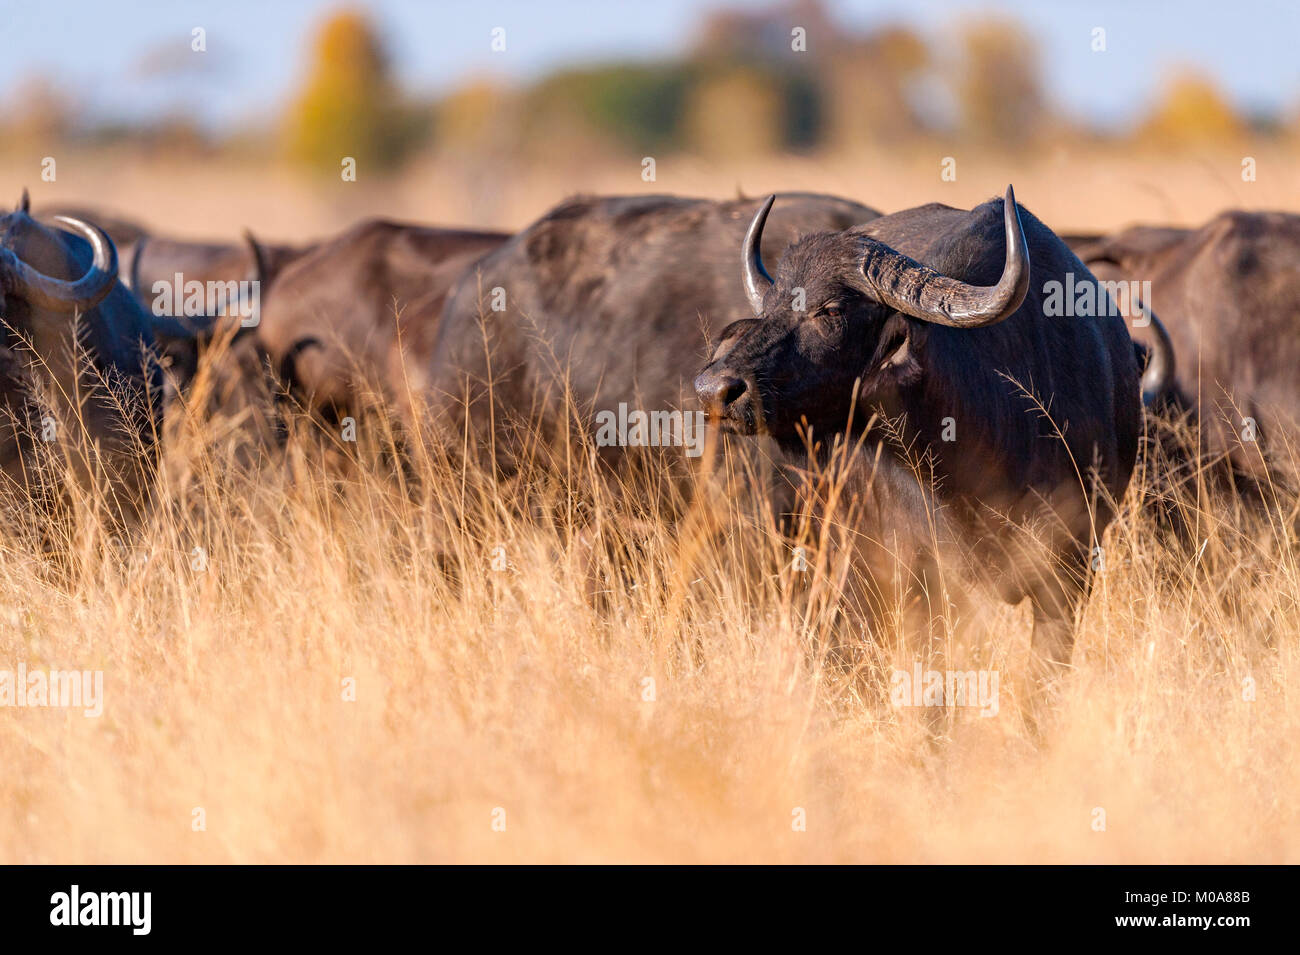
[0,147,1296,863]
[0,361,1296,864]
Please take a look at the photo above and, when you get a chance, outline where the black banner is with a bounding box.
[0,865,1282,941]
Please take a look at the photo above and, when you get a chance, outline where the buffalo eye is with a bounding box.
[819,303,844,320]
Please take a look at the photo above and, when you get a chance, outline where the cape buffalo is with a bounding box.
[124,234,259,331]
[1071,212,1300,484]
[249,218,511,431]
[427,192,881,464]
[36,204,309,414]
[1,191,161,523]
[694,187,1168,695]
[36,204,280,334]
[120,230,310,424]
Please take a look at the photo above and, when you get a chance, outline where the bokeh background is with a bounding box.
[3,0,1299,240]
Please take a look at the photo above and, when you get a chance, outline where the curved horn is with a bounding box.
[1140,308,1175,407]
[742,194,776,315]
[152,235,267,340]
[860,184,1030,329]
[125,233,148,292]
[0,215,118,312]
[224,229,268,331]
[243,229,269,289]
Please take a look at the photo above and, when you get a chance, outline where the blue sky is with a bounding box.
[2,0,1298,131]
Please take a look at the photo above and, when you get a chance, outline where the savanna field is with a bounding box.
[1,149,1298,863]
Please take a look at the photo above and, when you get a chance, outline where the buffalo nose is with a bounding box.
[695,371,748,410]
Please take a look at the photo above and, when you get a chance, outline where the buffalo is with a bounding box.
[37,204,300,329]
[1,191,160,524]
[1070,212,1300,486]
[247,218,512,432]
[427,192,881,466]
[53,216,512,454]
[122,231,310,432]
[695,187,1171,695]
[36,204,308,413]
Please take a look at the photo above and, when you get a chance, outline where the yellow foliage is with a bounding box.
[283,9,403,173]
[1141,70,1245,144]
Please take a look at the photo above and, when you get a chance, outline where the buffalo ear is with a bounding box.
[872,314,922,387]
[18,189,29,213]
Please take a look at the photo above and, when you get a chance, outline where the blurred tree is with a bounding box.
[1139,69,1245,145]
[693,0,833,61]
[684,67,783,159]
[4,76,73,149]
[436,80,518,156]
[520,64,694,157]
[823,27,931,149]
[139,115,210,157]
[954,19,1046,146]
[283,9,415,173]
[688,0,832,152]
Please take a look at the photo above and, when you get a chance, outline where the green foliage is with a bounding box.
[510,58,827,159]
[522,63,698,153]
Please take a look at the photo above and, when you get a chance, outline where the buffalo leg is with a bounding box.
[1025,562,1086,735]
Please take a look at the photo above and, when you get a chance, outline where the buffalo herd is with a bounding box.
[7,181,1296,714]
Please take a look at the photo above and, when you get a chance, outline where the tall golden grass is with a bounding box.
[0,328,1296,863]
